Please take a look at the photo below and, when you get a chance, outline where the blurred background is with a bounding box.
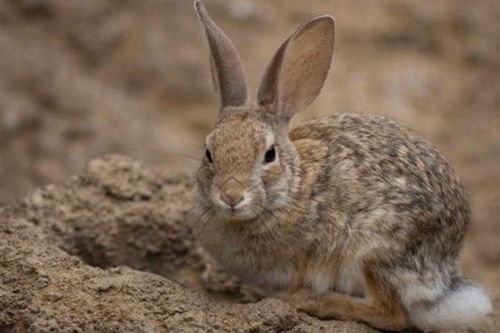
[0,0,498,297]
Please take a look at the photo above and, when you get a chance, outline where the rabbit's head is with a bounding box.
[194,1,335,221]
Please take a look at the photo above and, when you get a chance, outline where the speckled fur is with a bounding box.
[192,2,491,331]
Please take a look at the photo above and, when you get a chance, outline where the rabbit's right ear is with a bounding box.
[258,16,335,124]
[194,1,248,109]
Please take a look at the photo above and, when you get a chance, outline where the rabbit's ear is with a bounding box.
[194,1,247,108]
[258,16,335,123]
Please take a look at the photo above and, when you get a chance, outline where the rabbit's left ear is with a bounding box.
[194,1,248,108]
[258,16,335,123]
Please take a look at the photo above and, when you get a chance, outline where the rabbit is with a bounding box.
[191,1,492,331]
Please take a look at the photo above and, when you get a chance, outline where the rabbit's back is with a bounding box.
[290,113,469,264]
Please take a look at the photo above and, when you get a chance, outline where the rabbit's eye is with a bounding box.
[264,145,276,164]
[205,149,213,163]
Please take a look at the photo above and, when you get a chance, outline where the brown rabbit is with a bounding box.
[192,1,492,331]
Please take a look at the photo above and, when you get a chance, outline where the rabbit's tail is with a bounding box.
[407,278,492,332]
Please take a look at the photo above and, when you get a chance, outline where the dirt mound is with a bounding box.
[0,155,498,332]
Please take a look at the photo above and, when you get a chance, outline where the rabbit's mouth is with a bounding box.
[213,193,260,221]
[217,207,258,221]
[209,189,256,220]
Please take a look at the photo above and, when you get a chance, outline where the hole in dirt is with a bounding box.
[56,219,263,304]
[70,237,113,269]
[59,220,198,276]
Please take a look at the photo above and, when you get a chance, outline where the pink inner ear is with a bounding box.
[277,17,335,119]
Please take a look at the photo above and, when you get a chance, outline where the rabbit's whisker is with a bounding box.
[170,153,202,162]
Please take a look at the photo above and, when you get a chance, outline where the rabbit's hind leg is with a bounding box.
[288,266,408,331]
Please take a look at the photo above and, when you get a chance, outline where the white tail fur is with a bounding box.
[409,282,492,332]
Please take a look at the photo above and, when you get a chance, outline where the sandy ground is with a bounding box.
[0,0,499,331]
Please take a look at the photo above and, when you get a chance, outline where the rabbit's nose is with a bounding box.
[220,189,246,208]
